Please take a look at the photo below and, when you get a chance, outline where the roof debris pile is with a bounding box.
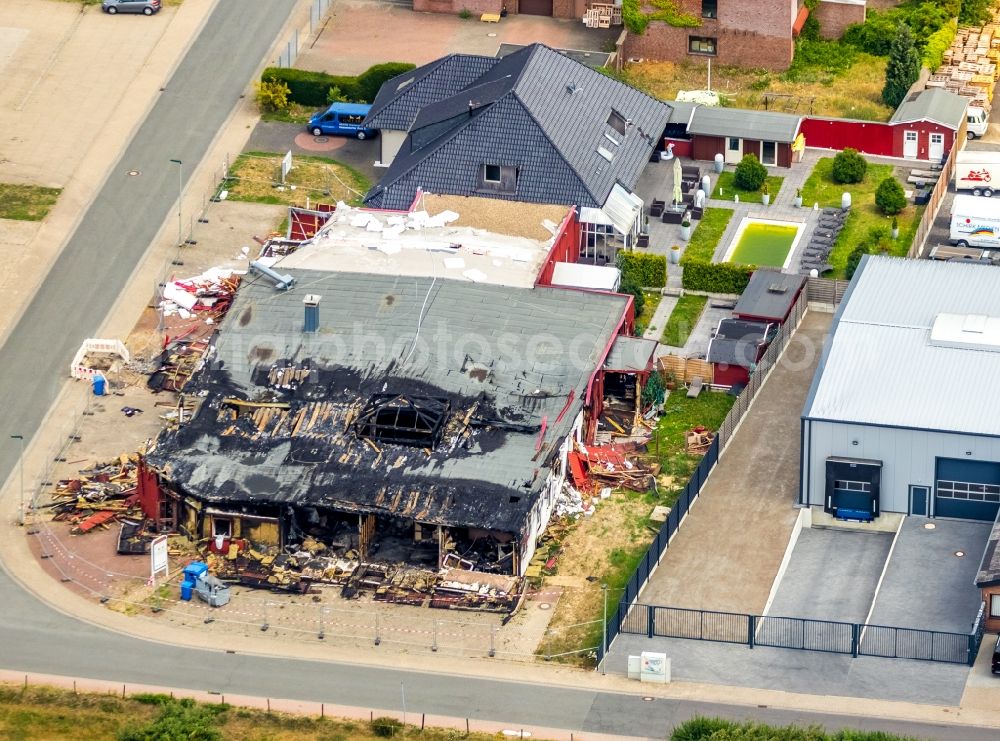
[47,455,143,535]
[198,538,519,612]
[147,338,211,394]
[159,268,242,322]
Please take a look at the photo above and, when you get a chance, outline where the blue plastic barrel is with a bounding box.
[92,375,106,396]
[180,579,194,601]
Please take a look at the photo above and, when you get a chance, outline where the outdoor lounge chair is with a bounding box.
[687,376,704,398]
[650,200,665,217]
[636,233,650,248]
[662,209,685,224]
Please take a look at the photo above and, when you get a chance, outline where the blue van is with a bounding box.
[307,103,376,139]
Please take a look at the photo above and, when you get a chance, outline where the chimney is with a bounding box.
[303,294,321,333]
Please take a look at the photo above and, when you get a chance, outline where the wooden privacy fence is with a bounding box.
[909,143,958,259]
[657,355,713,385]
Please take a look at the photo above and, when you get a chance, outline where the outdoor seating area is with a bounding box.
[798,208,845,276]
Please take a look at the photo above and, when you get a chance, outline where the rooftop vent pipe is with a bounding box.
[249,261,296,291]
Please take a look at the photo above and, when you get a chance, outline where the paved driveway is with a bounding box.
[636,311,832,614]
[867,517,990,634]
[245,120,380,184]
[297,0,617,75]
[767,528,893,623]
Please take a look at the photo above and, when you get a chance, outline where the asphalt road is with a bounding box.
[0,2,996,739]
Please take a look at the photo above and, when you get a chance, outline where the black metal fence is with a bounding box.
[613,604,981,666]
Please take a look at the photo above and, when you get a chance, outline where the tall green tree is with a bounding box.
[960,0,994,26]
[882,23,920,108]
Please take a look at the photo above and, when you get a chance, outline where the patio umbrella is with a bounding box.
[672,156,683,206]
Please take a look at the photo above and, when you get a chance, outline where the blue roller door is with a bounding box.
[934,457,1000,521]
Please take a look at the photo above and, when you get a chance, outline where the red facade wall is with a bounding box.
[137,458,161,522]
[692,134,725,162]
[413,0,501,13]
[799,117,895,157]
[890,121,956,160]
[623,22,794,70]
[664,137,693,158]
[713,363,750,388]
[535,207,580,287]
[815,1,867,40]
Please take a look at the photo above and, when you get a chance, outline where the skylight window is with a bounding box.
[597,146,614,162]
[607,110,628,135]
[396,77,415,91]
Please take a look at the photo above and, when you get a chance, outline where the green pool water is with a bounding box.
[728,222,798,268]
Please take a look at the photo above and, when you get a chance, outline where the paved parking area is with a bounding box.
[635,311,832,614]
[606,632,973,705]
[767,528,893,623]
[296,0,617,75]
[244,120,380,183]
[868,517,990,634]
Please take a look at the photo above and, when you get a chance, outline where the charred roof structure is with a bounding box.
[148,270,631,575]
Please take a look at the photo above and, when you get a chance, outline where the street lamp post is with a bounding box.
[10,434,24,526]
[600,582,608,675]
[169,159,183,247]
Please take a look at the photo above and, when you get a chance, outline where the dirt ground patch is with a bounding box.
[624,55,892,121]
[422,194,569,241]
[225,151,371,207]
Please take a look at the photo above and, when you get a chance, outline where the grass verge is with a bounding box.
[0,184,62,221]
[684,206,734,262]
[535,390,734,666]
[0,685,511,740]
[261,102,314,125]
[634,289,663,336]
[711,172,784,205]
[661,294,707,347]
[223,151,370,207]
[800,157,923,277]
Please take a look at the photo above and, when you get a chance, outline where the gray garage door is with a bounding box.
[934,457,1000,521]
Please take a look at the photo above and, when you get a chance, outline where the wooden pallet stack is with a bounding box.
[583,2,621,28]
[929,19,1000,114]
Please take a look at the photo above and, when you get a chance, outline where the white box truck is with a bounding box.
[951,194,1000,248]
[954,150,1000,197]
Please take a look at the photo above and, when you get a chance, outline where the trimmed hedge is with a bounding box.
[923,19,957,72]
[262,62,416,107]
[617,251,667,288]
[680,260,754,294]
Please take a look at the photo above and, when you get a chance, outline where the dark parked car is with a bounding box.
[993,634,1000,675]
[102,0,161,15]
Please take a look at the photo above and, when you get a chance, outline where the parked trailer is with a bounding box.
[954,150,1000,197]
[928,244,997,263]
[950,194,1000,248]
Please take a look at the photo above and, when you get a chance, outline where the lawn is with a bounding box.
[223,151,371,207]
[0,685,510,740]
[536,389,734,666]
[622,51,892,122]
[261,102,314,125]
[634,289,663,336]
[800,157,924,277]
[0,184,62,221]
[711,172,784,205]
[728,222,797,268]
[661,294,707,347]
[684,206,734,262]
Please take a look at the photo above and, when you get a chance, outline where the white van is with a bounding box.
[950,194,1000,248]
[966,106,989,140]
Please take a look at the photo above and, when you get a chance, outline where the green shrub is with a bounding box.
[118,698,225,741]
[262,62,416,107]
[256,79,290,113]
[875,176,907,215]
[355,62,417,102]
[733,153,767,191]
[371,716,404,737]
[960,0,995,25]
[622,0,701,35]
[672,716,732,741]
[922,20,957,72]
[786,39,856,79]
[679,260,754,294]
[458,7,472,18]
[617,251,667,288]
[846,246,869,280]
[831,148,867,184]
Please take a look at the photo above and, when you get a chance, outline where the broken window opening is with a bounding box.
[355,393,451,448]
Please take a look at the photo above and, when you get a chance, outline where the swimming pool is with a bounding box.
[724,218,803,270]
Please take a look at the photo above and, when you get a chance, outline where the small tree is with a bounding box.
[875,176,907,215]
[619,276,645,319]
[326,85,348,104]
[733,153,767,191]
[882,23,920,107]
[845,246,868,280]
[831,148,867,184]
[255,80,291,114]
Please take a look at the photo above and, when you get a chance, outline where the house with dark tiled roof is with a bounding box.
[362,44,671,216]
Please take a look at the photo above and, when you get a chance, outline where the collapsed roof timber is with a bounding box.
[147,270,632,576]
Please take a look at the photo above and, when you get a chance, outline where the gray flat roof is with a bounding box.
[803,255,1000,436]
[150,272,629,535]
[604,335,657,372]
[688,107,801,143]
[734,271,806,322]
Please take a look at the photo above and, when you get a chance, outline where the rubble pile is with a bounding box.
[160,269,242,322]
[47,455,144,536]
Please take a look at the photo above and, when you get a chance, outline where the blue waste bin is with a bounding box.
[183,561,208,582]
[180,579,194,601]
[92,375,106,396]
